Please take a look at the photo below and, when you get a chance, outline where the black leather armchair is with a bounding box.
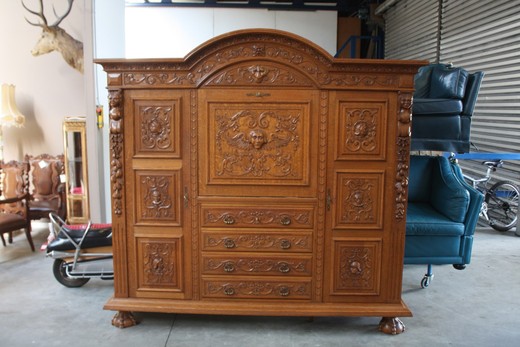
[411,63,484,153]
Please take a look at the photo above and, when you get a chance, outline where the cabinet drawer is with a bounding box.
[202,278,312,300]
[201,204,315,229]
[202,231,313,253]
[202,254,312,276]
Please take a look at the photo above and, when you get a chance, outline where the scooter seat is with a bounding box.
[47,225,112,251]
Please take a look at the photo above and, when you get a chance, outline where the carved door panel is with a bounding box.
[124,89,192,299]
[324,91,399,302]
[198,89,319,198]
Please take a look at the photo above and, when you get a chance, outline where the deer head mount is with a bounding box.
[22,0,84,73]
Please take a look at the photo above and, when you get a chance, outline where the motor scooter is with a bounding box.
[46,213,113,287]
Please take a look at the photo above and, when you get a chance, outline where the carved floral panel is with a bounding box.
[138,238,182,290]
[135,170,180,225]
[336,101,387,160]
[134,99,181,157]
[331,240,381,295]
[207,103,309,185]
[334,171,384,229]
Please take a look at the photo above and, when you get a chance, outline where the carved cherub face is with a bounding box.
[249,129,268,149]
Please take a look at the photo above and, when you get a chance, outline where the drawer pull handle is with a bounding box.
[223,215,235,225]
[278,263,290,273]
[280,239,291,249]
[223,262,235,272]
[223,239,236,249]
[224,287,235,296]
[280,216,292,225]
[278,286,290,296]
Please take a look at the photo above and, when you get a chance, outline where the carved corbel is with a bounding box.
[395,92,412,221]
[108,90,124,216]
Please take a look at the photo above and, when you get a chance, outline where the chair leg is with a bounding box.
[8,231,13,243]
[24,226,35,252]
[421,264,434,288]
[0,233,6,246]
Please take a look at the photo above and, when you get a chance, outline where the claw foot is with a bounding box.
[378,317,405,335]
[112,311,137,328]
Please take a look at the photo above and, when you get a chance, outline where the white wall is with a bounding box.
[125,8,337,58]
[0,0,86,161]
[93,0,126,222]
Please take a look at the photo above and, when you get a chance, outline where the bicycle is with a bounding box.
[461,159,519,233]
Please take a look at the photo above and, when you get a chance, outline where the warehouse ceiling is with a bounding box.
[125,0,377,17]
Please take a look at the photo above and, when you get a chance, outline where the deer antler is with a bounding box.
[52,0,74,27]
[22,0,48,27]
[22,0,75,28]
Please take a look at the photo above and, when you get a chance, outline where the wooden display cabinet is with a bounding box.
[63,117,89,224]
[96,29,425,334]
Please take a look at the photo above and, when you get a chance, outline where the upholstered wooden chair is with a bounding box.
[25,154,66,221]
[0,160,34,251]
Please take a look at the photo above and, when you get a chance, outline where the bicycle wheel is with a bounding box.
[485,180,519,232]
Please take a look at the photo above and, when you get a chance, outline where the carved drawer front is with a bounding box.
[202,231,313,253]
[201,204,315,229]
[333,171,384,229]
[202,278,312,300]
[329,239,382,296]
[201,254,312,276]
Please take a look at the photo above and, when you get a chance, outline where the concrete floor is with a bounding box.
[1,222,519,347]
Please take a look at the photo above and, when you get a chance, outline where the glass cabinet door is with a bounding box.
[63,117,89,224]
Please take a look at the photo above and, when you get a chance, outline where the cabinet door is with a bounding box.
[198,89,320,198]
[123,89,192,299]
[325,91,401,303]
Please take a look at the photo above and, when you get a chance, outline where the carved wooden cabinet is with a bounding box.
[97,29,425,334]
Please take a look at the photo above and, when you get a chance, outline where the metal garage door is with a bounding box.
[381,0,439,62]
[379,0,520,186]
[440,0,520,185]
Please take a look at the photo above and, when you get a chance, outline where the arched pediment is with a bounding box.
[99,29,420,90]
[187,29,333,88]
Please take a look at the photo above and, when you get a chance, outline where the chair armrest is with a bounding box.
[450,159,484,236]
[461,71,484,116]
[0,194,30,205]
[430,156,470,222]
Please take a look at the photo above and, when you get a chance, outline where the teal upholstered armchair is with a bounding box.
[411,63,484,153]
[405,155,483,287]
